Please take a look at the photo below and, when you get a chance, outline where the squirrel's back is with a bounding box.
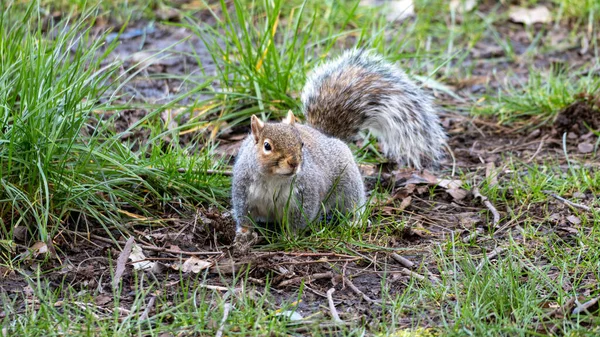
[301,49,446,169]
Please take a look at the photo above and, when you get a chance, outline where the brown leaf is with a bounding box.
[30,241,48,258]
[112,236,135,289]
[578,142,594,154]
[447,188,469,201]
[173,256,212,273]
[398,196,412,211]
[437,179,463,189]
[566,215,581,225]
[95,294,112,306]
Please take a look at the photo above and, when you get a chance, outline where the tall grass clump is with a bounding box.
[475,67,600,128]
[181,0,390,131]
[0,2,228,245]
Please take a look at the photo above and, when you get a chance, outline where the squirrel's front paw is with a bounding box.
[231,229,258,256]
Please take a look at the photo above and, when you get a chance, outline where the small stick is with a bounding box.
[66,230,222,256]
[270,258,360,267]
[476,247,505,272]
[473,187,500,227]
[572,296,599,315]
[198,284,231,292]
[390,253,414,268]
[546,297,576,318]
[400,268,426,282]
[326,288,343,323]
[260,252,357,259]
[140,296,156,321]
[543,190,592,212]
[215,303,232,337]
[278,272,334,287]
[526,136,547,163]
[343,276,379,304]
[177,167,233,176]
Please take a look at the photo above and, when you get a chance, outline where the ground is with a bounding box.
[1,0,600,336]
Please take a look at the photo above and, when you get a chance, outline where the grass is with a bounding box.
[2,0,600,336]
[475,67,600,128]
[0,2,229,246]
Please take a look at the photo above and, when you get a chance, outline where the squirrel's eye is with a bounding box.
[264,142,272,151]
[301,142,304,147]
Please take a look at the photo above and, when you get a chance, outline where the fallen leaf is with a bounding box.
[485,162,498,187]
[129,243,155,271]
[359,164,377,176]
[578,142,594,153]
[567,215,581,225]
[174,256,212,273]
[113,237,135,289]
[95,294,112,306]
[398,196,412,211]
[437,179,463,189]
[450,0,476,13]
[274,310,303,321]
[509,5,552,25]
[447,188,469,201]
[30,241,48,258]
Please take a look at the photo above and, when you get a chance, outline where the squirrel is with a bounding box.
[231,49,447,248]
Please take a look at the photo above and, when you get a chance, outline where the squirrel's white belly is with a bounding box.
[247,178,296,223]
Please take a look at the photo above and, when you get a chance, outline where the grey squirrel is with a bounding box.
[231,49,446,248]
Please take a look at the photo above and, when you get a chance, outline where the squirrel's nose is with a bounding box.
[287,158,299,168]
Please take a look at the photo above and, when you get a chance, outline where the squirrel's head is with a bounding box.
[250,111,303,177]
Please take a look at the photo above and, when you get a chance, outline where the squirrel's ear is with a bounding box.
[250,115,264,143]
[282,110,295,125]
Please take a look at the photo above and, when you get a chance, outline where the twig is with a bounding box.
[215,303,232,337]
[112,236,134,289]
[390,253,414,268]
[326,288,343,323]
[543,190,592,212]
[472,187,500,227]
[343,275,379,304]
[278,272,334,287]
[198,284,231,292]
[287,321,352,333]
[271,258,360,267]
[259,252,357,259]
[572,296,599,315]
[177,167,233,176]
[400,268,426,282]
[140,296,156,321]
[526,136,547,163]
[66,230,222,256]
[476,247,505,272]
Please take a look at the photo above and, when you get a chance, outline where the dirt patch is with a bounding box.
[554,97,600,136]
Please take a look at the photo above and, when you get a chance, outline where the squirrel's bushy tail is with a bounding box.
[301,49,446,169]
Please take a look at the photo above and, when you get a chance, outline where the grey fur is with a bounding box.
[232,124,365,232]
[302,49,447,169]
